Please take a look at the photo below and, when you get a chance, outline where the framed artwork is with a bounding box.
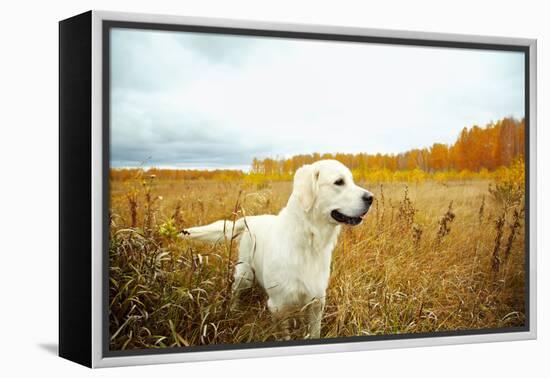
[59,10,537,368]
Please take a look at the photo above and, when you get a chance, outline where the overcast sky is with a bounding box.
[110,28,525,170]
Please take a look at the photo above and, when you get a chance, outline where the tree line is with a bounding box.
[251,117,525,176]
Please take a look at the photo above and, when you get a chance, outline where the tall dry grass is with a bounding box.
[109,174,525,350]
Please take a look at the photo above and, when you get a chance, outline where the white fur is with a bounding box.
[181,160,373,338]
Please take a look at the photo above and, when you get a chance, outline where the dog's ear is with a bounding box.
[292,164,319,212]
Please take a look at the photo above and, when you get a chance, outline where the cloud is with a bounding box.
[110,28,525,169]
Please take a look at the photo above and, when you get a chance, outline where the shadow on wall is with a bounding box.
[38,343,58,356]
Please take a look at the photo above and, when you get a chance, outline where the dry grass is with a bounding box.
[109,176,526,350]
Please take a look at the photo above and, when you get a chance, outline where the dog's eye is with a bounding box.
[334,178,345,186]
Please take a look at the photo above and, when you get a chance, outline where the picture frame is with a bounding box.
[59,10,537,368]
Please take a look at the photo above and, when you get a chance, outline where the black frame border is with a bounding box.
[101,19,531,359]
[59,10,93,367]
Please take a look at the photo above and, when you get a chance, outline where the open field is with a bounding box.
[109,175,526,350]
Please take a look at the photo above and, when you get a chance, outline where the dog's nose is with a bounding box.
[362,193,374,205]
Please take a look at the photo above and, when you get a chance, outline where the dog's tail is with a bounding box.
[179,218,247,243]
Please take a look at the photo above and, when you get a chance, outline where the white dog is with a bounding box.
[180,159,373,338]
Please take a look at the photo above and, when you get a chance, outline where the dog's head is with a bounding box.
[291,160,373,226]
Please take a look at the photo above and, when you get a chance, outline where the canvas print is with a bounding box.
[108,27,527,351]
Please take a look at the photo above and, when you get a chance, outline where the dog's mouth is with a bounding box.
[330,209,366,226]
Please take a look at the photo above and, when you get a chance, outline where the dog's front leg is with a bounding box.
[307,297,325,339]
[267,298,291,340]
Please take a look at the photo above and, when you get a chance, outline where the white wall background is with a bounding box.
[0,0,547,376]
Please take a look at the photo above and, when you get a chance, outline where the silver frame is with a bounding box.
[90,10,537,368]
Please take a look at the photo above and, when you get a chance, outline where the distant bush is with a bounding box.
[490,159,525,209]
